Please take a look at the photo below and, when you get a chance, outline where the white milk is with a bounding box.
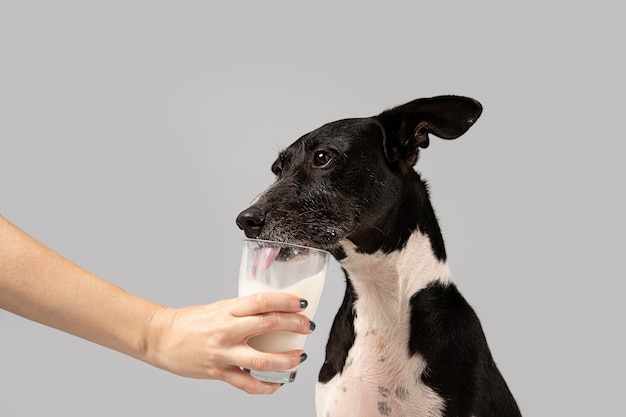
[239,270,325,353]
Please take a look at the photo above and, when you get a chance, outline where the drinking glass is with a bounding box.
[238,239,330,383]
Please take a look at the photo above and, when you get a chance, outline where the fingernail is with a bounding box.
[300,353,308,363]
[300,299,308,309]
[309,321,316,331]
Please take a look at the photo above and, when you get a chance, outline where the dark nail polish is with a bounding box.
[300,299,308,309]
[309,321,316,331]
[300,353,308,363]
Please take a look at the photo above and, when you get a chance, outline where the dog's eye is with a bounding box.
[313,151,332,168]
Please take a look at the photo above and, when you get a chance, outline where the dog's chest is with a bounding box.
[316,238,448,417]
[316,306,445,417]
[316,322,444,417]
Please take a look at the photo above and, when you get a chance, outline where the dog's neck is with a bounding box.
[343,174,448,262]
[339,232,449,327]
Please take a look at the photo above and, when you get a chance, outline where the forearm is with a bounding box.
[0,215,160,362]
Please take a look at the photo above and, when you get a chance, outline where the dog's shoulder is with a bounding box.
[409,282,521,417]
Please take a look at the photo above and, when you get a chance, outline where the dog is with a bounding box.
[236,95,522,417]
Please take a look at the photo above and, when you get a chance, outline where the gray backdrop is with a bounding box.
[1,1,624,416]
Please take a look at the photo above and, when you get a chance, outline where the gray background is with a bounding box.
[1,1,624,416]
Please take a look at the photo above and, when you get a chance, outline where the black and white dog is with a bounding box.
[236,96,522,417]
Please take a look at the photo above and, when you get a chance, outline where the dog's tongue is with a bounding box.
[252,246,280,278]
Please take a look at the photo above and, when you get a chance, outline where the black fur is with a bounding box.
[318,277,357,384]
[409,282,521,417]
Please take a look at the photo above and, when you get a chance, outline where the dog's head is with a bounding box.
[236,95,482,259]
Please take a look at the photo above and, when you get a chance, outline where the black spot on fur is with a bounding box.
[395,386,409,401]
[409,282,521,417]
[377,402,391,416]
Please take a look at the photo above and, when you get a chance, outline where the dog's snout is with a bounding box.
[236,206,266,238]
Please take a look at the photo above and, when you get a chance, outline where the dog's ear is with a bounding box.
[376,95,482,168]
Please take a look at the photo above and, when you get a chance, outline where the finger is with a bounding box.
[230,292,307,317]
[234,312,314,342]
[237,348,307,374]
[221,366,282,395]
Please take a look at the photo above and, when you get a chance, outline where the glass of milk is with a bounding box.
[238,238,330,383]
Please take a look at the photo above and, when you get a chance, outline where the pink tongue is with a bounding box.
[253,246,280,278]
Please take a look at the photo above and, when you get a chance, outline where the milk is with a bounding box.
[239,270,326,353]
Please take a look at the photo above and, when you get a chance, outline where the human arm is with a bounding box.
[0,215,312,394]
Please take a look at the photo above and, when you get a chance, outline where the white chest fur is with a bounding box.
[316,233,450,417]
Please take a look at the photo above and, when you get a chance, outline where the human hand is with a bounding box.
[144,293,313,394]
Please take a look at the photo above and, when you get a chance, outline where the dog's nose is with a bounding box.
[236,206,266,238]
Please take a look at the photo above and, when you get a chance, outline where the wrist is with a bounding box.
[143,305,176,370]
